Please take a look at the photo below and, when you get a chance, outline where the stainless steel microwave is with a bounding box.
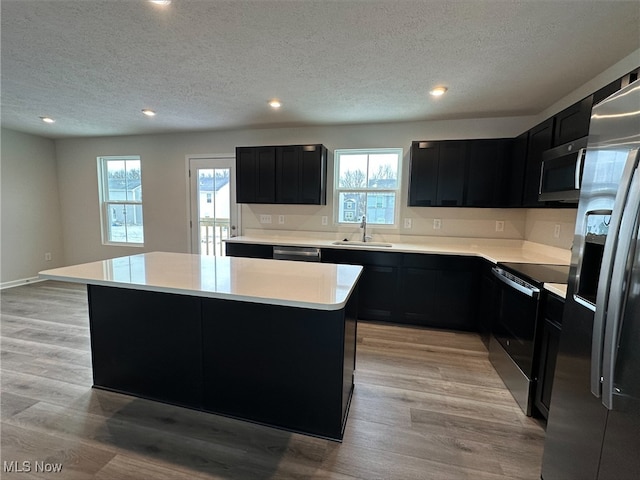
[539,136,588,202]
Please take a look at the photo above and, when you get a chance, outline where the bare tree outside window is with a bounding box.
[335,149,402,225]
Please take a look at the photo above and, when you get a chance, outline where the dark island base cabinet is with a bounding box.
[88,286,204,408]
[87,284,357,441]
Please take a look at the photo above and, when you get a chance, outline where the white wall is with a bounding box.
[54,116,537,264]
[1,128,65,284]
[4,50,636,274]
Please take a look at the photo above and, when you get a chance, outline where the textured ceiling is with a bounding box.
[1,0,639,139]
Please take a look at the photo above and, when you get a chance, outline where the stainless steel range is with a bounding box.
[490,262,569,416]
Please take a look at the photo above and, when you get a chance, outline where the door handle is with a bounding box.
[591,149,639,398]
[601,164,640,410]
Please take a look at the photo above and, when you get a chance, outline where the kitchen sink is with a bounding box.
[331,240,393,247]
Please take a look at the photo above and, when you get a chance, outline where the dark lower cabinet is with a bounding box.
[322,247,477,330]
[201,297,356,440]
[434,265,475,330]
[535,293,565,419]
[225,241,273,259]
[321,248,401,323]
[88,285,204,408]
[477,259,498,348]
[87,282,356,441]
[398,266,437,325]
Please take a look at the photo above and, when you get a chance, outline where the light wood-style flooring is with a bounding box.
[1,281,545,479]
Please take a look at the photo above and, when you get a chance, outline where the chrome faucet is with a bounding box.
[360,215,372,242]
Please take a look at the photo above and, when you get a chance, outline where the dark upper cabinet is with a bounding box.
[522,118,555,207]
[293,145,327,204]
[506,131,528,207]
[409,138,514,208]
[466,139,513,207]
[236,147,258,203]
[275,145,299,203]
[593,78,623,106]
[236,144,326,205]
[553,95,594,147]
[408,140,465,207]
[236,146,276,203]
[437,141,467,206]
[408,141,439,206]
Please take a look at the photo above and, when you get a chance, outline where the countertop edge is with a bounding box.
[39,254,363,312]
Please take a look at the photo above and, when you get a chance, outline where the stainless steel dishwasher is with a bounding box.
[272,246,321,262]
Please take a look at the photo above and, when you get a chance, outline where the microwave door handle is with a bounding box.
[601,164,640,410]
[539,161,545,195]
[590,149,640,398]
[575,148,586,189]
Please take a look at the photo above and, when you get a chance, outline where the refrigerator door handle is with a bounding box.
[601,163,640,410]
[590,149,640,397]
[574,148,586,189]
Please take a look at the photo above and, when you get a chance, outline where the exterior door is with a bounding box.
[189,156,239,255]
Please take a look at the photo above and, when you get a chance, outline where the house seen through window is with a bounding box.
[334,148,402,225]
[98,156,144,245]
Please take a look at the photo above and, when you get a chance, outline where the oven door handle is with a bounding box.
[491,267,540,298]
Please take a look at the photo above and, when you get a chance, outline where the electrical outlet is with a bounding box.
[278,215,285,224]
[259,214,272,224]
[496,221,505,232]
[554,224,561,238]
[403,218,412,229]
[45,252,52,261]
[433,218,441,230]
[321,216,328,226]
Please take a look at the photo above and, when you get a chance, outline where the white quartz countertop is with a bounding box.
[544,283,568,299]
[39,252,363,311]
[226,235,572,266]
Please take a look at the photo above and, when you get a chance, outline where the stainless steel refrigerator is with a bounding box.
[541,80,640,479]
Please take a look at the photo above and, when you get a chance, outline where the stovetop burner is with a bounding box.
[498,262,570,286]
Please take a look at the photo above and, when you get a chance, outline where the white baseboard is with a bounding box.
[0,276,45,290]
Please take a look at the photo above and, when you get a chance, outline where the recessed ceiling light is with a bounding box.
[429,86,448,97]
[149,0,171,5]
[40,116,55,123]
[142,109,156,117]
[268,99,282,109]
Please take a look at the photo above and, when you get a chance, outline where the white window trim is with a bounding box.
[333,148,402,228]
[97,155,145,247]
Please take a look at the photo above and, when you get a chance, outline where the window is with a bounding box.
[98,156,144,245]
[334,148,402,225]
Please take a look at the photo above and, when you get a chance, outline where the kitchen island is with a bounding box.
[39,252,362,441]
